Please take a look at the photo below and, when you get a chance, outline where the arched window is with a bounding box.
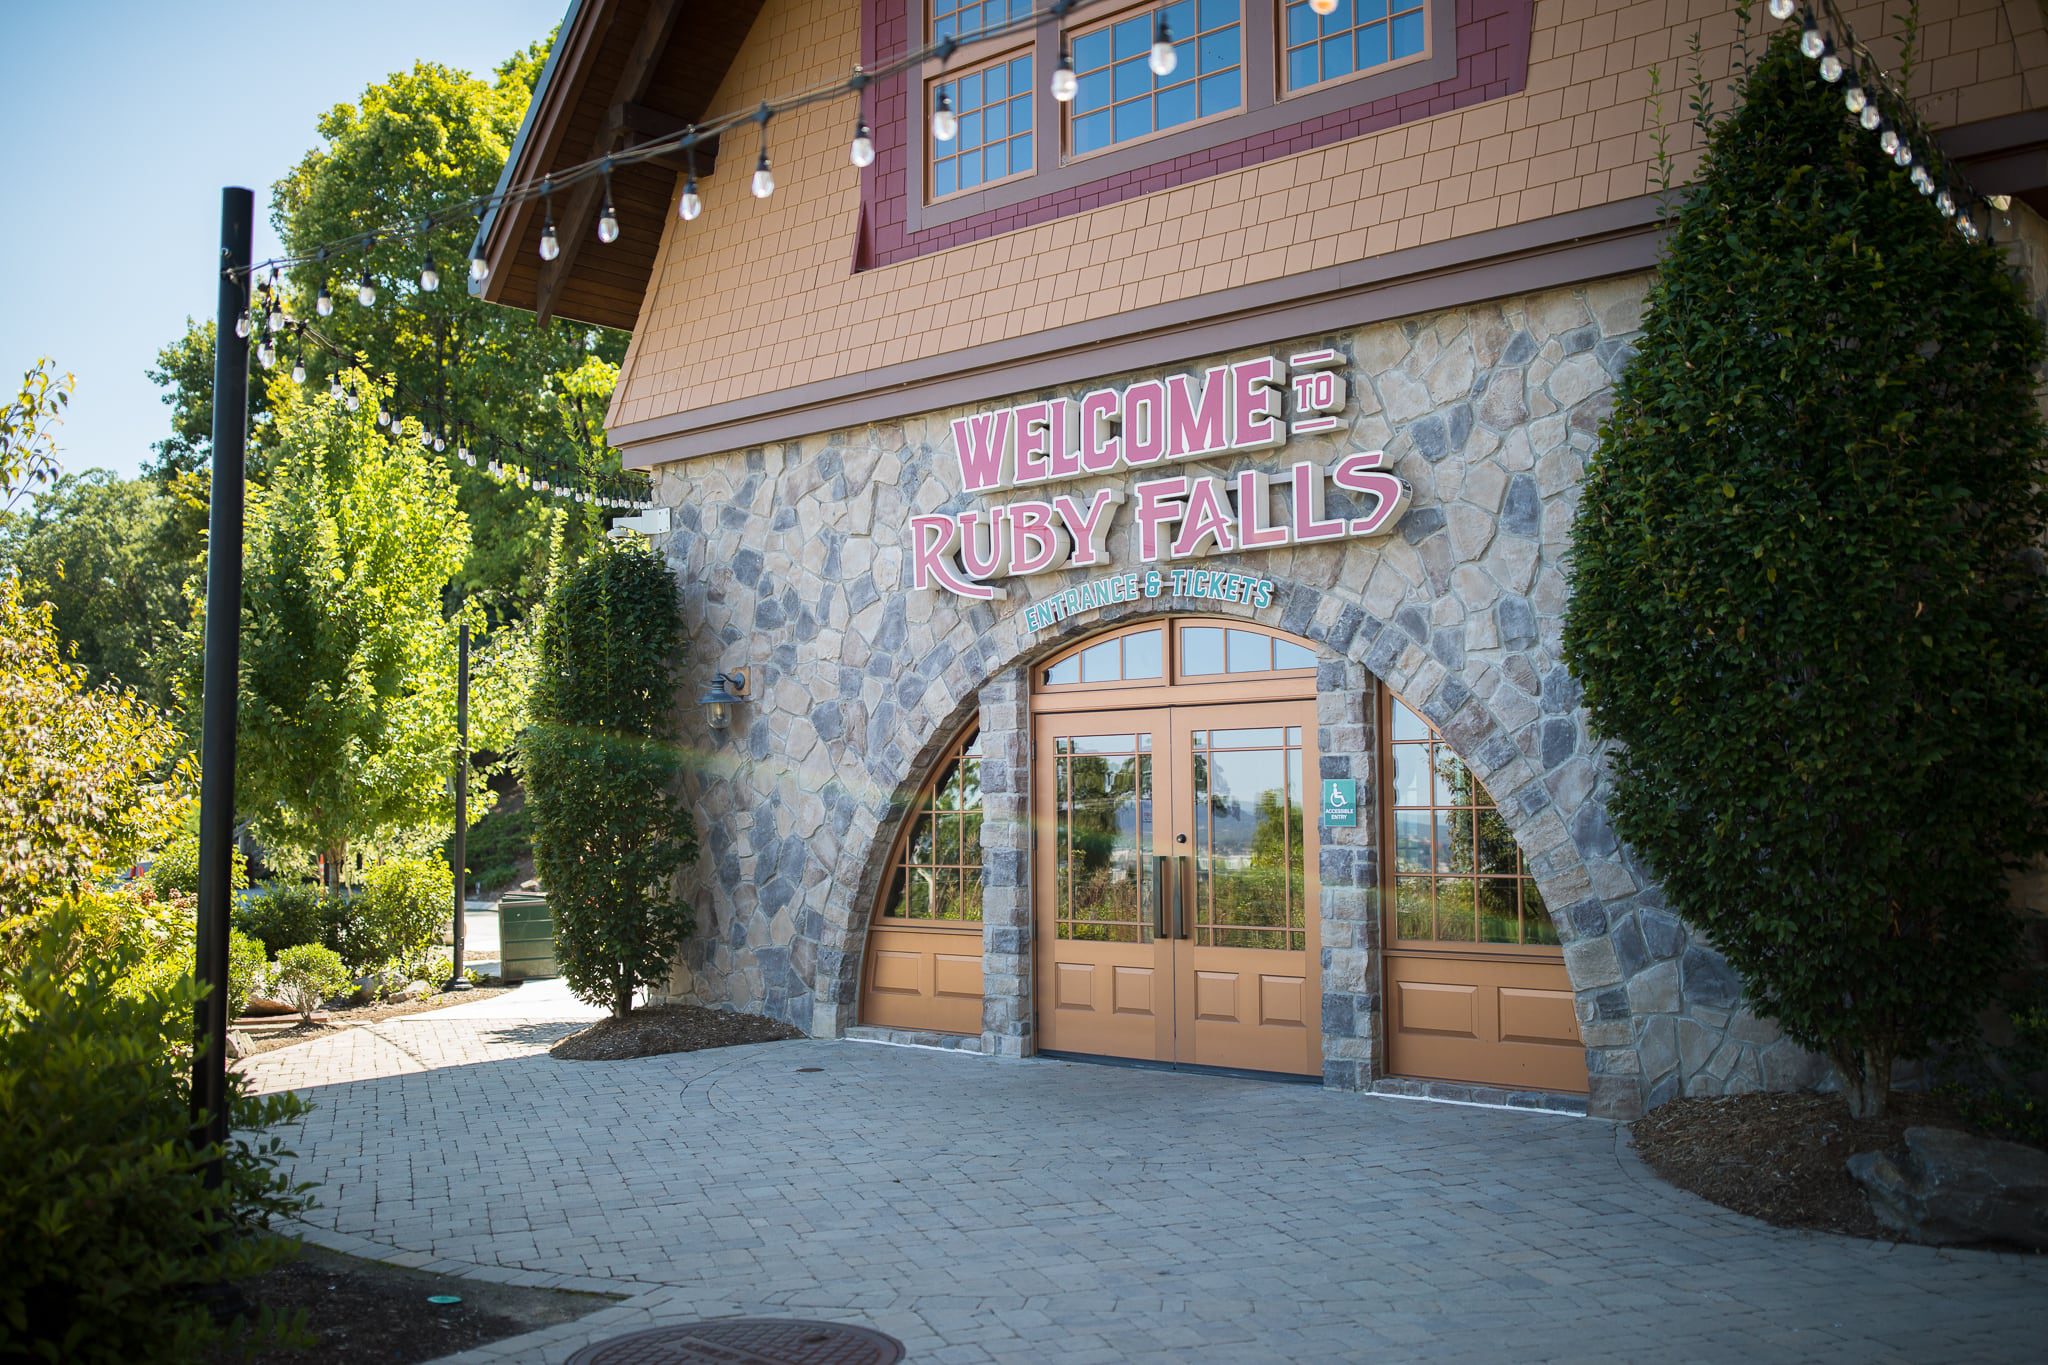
[1385,693,1557,948]
[877,725,985,925]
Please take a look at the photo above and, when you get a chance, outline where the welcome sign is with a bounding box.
[910,349,1408,607]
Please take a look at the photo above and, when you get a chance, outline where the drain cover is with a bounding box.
[566,1319,906,1365]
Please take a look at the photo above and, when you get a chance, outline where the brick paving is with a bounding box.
[240,981,2048,1363]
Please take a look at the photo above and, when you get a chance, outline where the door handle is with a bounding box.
[1150,854,1168,939]
[1172,854,1191,939]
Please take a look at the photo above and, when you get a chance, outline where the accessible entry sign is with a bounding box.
[1321,778,1357,827]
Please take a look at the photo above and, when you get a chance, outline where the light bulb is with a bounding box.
[1150,14,1177,77]
[933,91,958,142]
[1880,129,1900,157]
[539,220,560,261]
[459,445,472,464]
[1860,103,1881,131]
[434,433,447,452]
[1937,190,1956,217]
[267,304,284,333]
[290,358,306,384]
[752,151,775,199]
[598,201,620,243]
[1768,0,1795,18]
[1912,166,1934,194]
[357,267,376,306]
[1800,24,1824,59]
[851,120,875,167]
[1052,47,1077,102]
[1310,0,1338,13]
[679,177,703,220]
[1894,140,1912,167]
[377,407,391,427]
[329,378,344,400]
[316,284,334,316]
[469,254,490,283]
[345,385,361,411]
[256,340,275,367]
[1844,83,1866,114]
[235,311,251,339]
[420,257,440,292]
[1819,52,1842,83]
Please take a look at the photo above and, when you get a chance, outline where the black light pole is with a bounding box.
[192,187,252,1184]
[447,619,474,989]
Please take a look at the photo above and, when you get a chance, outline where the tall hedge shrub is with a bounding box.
[1564,33,2048,1116]
[524,541,696,1017]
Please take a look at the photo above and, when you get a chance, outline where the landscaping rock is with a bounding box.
[225,1029,256,1060]
[395,979,433,1001]
[1847,1126,2048,1249]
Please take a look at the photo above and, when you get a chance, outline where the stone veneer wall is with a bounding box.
[646,272,1840,1119]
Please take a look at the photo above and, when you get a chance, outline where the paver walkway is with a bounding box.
[241,982,2048,1363]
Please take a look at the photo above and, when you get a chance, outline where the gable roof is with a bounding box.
[470,0,764,330]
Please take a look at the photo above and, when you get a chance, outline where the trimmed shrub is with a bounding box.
[525,541,696,1017]
[0,909,311,1360]
[234,882,341,958]
[341,858,448,972]
[271,943,350,1022]
[1562,33,2048,1116]
[120,924,269,1021]
[147,830,248,901]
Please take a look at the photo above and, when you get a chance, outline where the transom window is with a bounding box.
[1070,0,1244,158]
[933,54,1036,198]
[1281,0,1429,93]
[879,726,985,924]
[1036,621,1319,691]
[931,0,1034,41]
[1387,695,1556,948]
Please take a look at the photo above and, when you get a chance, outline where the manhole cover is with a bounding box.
[566,1319,906,1365]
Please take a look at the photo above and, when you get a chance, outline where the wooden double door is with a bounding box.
[1033,699,1322,1077]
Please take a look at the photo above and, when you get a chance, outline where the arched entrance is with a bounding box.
[1029,618,1324,1076]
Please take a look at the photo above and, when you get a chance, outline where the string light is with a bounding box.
[539,182,560,261]
[1818,43,1843,83]
[850,117,875,168]
[932,90,958,142]
[679,138,703,220]
[597,163,621,243]
[256,336,276,368]
[751,104,775,199]
[357,263,377,307]
[316,281,334,316]
[420,254,441,292]
[1310,0,1338,14]
[345,380,361,411]
[1150,13,1177,78]
[1799,17,1825,59]
[1768,0,1795,19]
[267,296,285,333]
[235,310,252,339]
[1843,76,1867,114]
[1051,40,1077,102]
[469,253,490,284]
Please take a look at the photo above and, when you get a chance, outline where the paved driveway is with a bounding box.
[241,982,2048,1363]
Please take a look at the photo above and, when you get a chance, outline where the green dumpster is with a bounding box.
[498,890,558,981]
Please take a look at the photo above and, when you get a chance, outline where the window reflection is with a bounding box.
[881,726,985,924]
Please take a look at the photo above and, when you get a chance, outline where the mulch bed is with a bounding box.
[209,1242,613,1363]
[550,1003,802,1060]
[236,985,522,1057]
[1630,1090,2033,1239]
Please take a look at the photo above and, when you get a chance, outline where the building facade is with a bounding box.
[477,0,2048,1117]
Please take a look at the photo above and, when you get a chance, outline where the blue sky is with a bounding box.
[0,0,568,482]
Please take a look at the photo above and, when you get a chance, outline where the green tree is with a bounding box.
[270,46,624,620]
[1,357,72,512]
[0,470,197,705]
[1562,33,2048,1117]
[525,541,696,1017]
[230,373,475,881]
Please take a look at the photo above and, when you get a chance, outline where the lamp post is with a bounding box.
[447,618,474,990]
[192,187,252,1184]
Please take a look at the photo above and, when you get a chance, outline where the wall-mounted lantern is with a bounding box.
[698,669,749,732]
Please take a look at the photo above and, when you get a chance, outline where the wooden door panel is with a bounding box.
[1385,954,1587,1093]
[860,927,984,1035]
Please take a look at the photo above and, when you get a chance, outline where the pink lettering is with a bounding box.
[1166,365,1230,460]
[1172,476,1238,557]
[1289,461,1347,543]
[1046,398,1082,480]
[1235,469,1291,549]
[1333,450,1409,536]
[1013,402,1052,485]
[1005,501,1066,575]
[1054,488,1122,567]
[1230,357,1284,451]
[959,508,1010,579]
[1080,388,1121,473]
[1123,379,1167,465]
[950,409,1014,492]
[1133,476,1189,563]
[911,515,999,599]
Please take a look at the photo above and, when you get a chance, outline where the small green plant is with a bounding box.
[0,909,313,1360]
[146,830,247,900]
[342,858,449,972]
[525,541,697,1017]
[234,882,340,958]
[271,943,350,1022]
[120,923,269,1021]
